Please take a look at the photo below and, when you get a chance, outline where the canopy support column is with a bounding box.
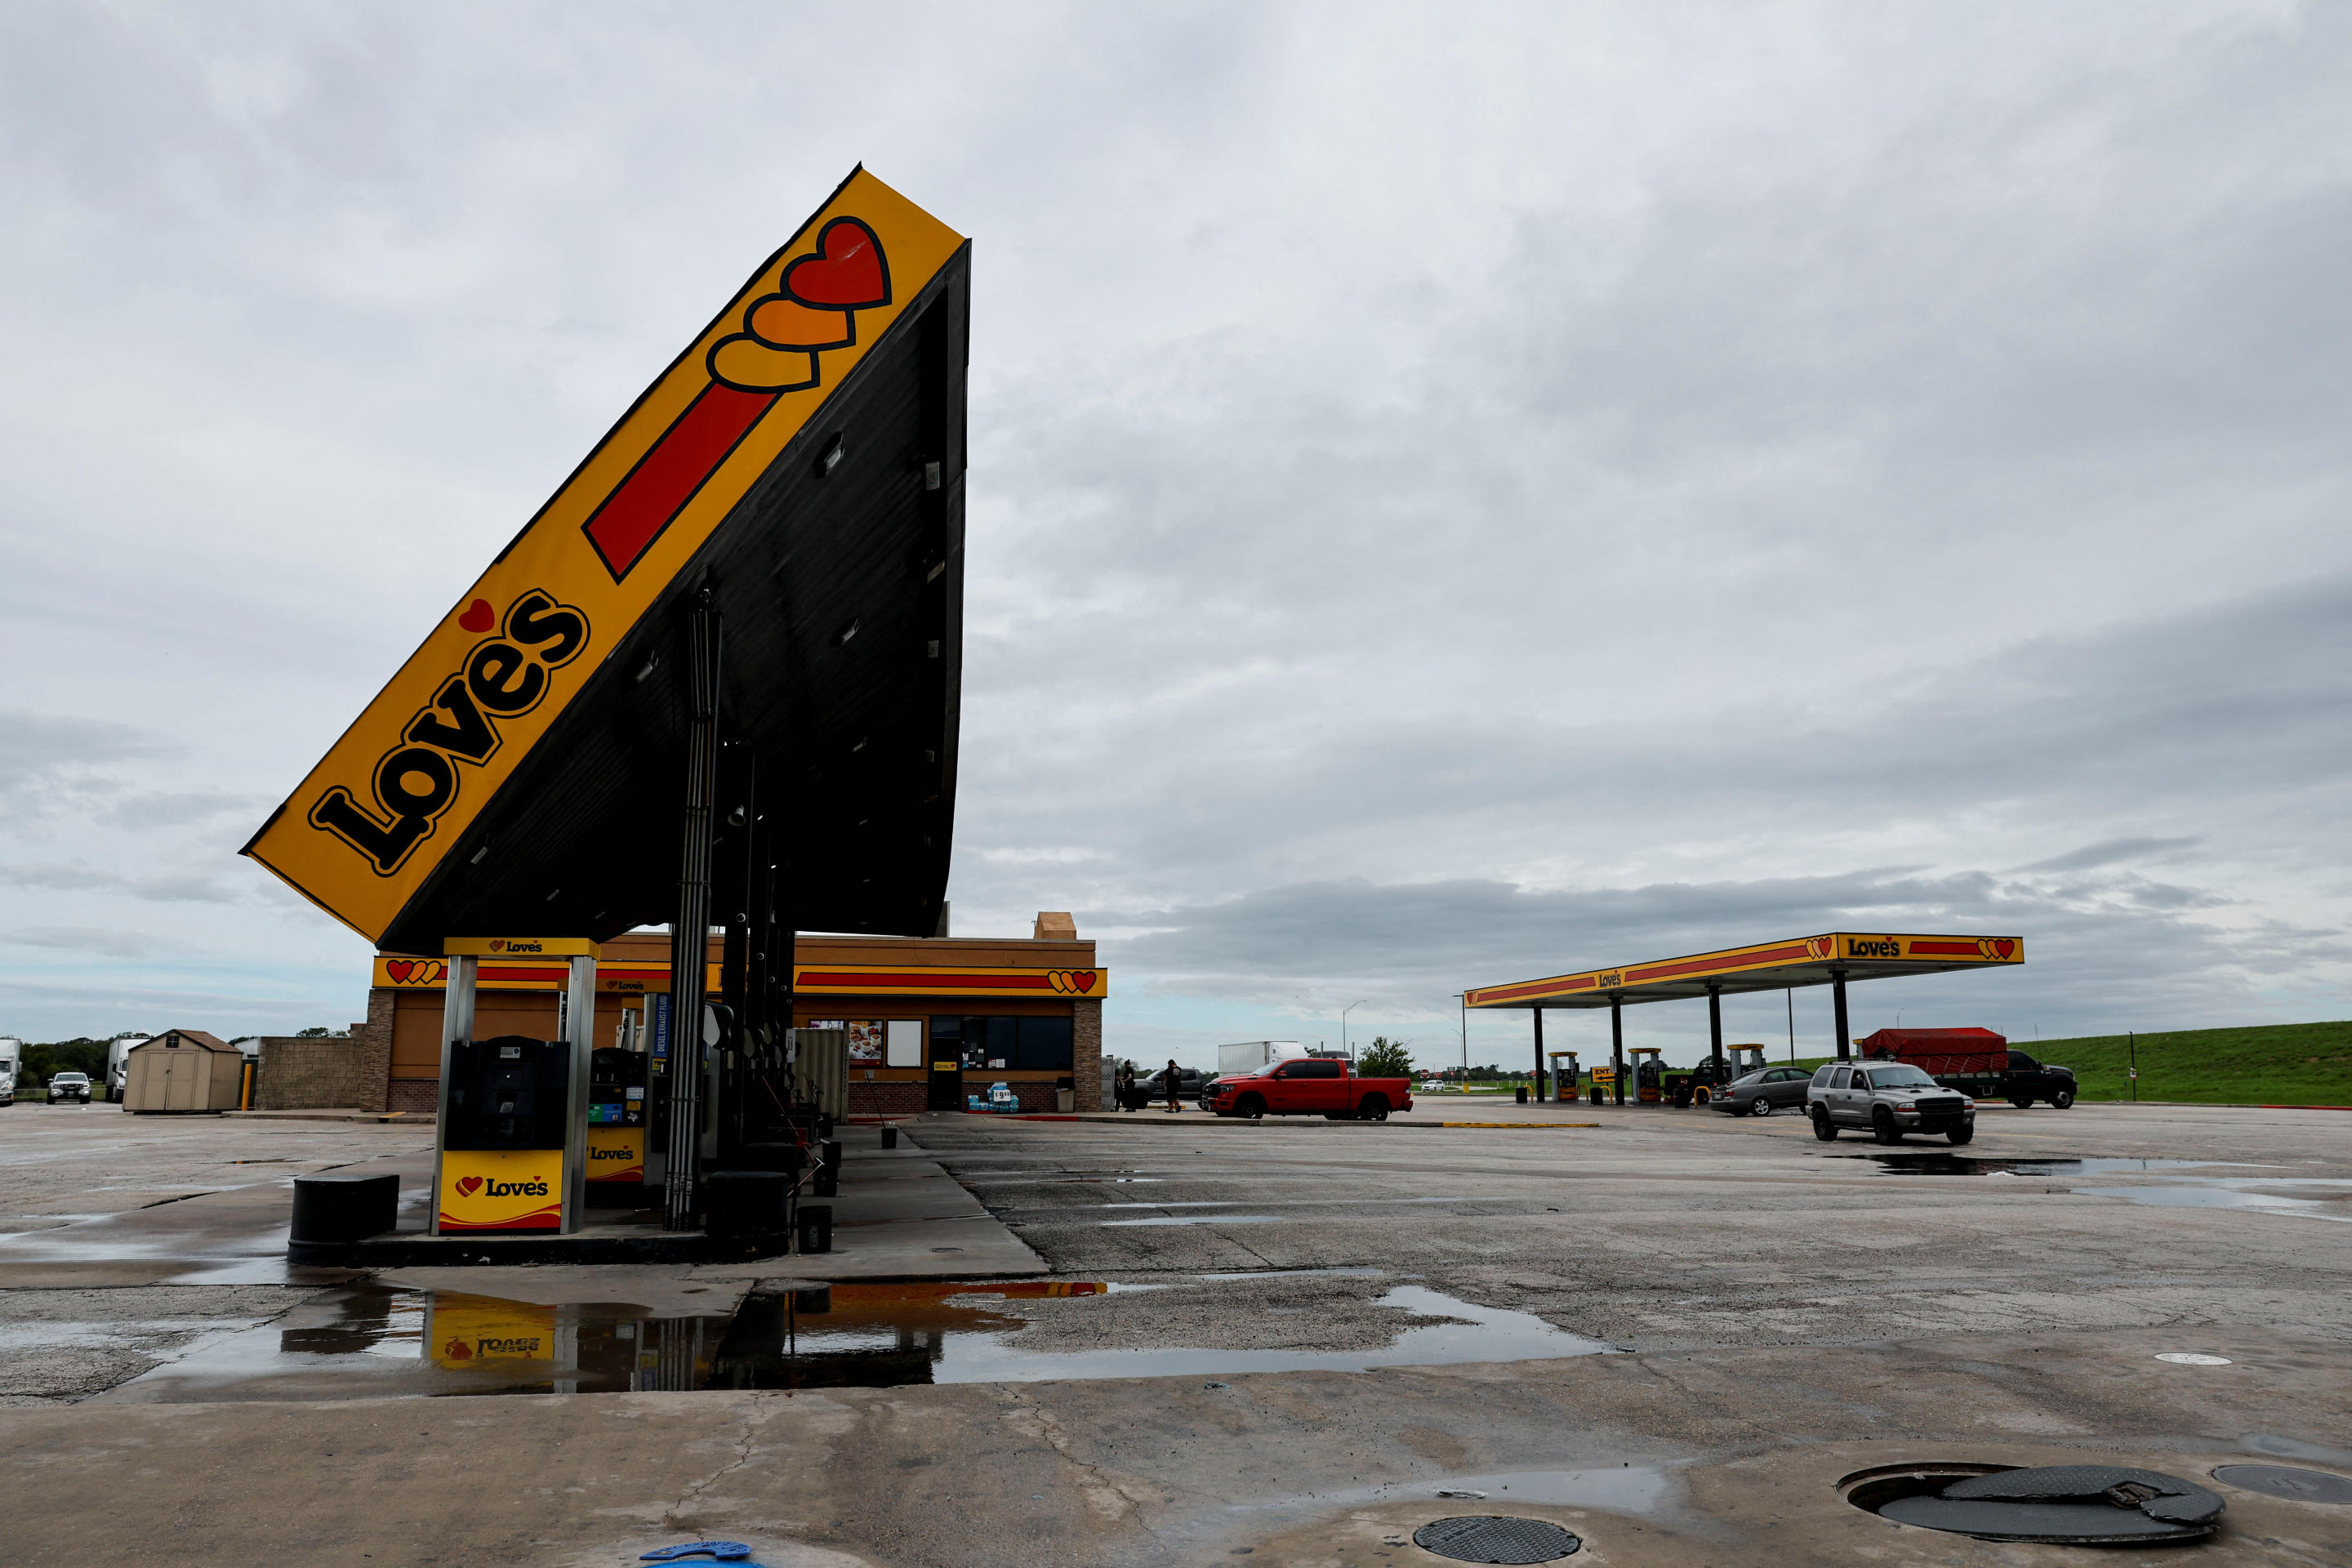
[664,594,720,1232]
[1832,970,1851,1062]
[1532,1008,1546,1102]
[1707,984,1725,1093]
[1610,994,1625,1106]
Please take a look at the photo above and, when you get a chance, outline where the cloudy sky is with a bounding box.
[2,2,2346,1067]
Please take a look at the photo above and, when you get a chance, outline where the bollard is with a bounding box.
[796,1203,833,1254]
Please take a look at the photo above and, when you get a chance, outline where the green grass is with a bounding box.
[1776,1020,2352,1107]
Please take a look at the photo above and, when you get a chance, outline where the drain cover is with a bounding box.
[2213,1464,2352,1503]
[1869,1463,2224,1544]
[1411,1515,1580,1564]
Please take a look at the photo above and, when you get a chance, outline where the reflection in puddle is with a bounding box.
[1098,1214,1282,1227]
[105,1276,1613,1398]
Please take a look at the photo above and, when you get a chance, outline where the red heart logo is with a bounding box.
[459,599,495,633]
[1073,972,1096,994]
[385,960,414,983]
[443,1338,472,1361]
[1994,939,2015,959]
[456,1176,483,1197]
[488,939,504,952]
[783,218,890,310]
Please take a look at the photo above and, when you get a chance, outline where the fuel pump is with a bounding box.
[432,937,597,1235]
[586,1045,649,1204]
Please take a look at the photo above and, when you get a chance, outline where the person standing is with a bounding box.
[1163,1058,1183,1113]
[1117,1061,1136,1112]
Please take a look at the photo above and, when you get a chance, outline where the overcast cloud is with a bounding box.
[1,2,2345,1064]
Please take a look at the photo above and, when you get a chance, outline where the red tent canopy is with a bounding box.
[1854,1027,2007,1074]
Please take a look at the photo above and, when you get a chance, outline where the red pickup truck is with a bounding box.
[1208,1058,1413,1121]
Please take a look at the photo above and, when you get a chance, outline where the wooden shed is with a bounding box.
[123,1029,244,1113]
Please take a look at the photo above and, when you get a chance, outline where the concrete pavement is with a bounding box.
[2,1099,2349,1565]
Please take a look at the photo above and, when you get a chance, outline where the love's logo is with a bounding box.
[1046,969,1098,996]
[1978,938,2017,960]
[309,589,590,875]
[1805,938,1833,960]
[455,1176,484,1197]
[383,959,446,986]
[706,217,892,394]
[443,1338,473,1361]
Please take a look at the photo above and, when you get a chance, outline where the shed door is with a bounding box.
[163,1049,191,1111]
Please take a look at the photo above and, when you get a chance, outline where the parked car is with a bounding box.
[46,1071,93,1105]
[1713,1065,1816,1116]
[1808,1061,1975,1144]
[1209,1058,1414,1121]
[1931,1049,2079,1110]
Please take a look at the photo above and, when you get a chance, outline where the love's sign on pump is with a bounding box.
[242,168,966,943]
[439,1150,565,1232]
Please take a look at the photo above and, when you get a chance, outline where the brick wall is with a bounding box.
[256,1036,371,1111]
[388,1078,439,1115]
[357,991,394,1112]
[1073,999,1102,1111]
[846,1080,925,1118]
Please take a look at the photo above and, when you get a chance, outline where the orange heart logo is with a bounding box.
[456,1176,483,1197]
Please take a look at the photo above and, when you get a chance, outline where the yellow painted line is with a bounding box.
[1437,1121,1601,1129]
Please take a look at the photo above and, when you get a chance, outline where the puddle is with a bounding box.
[99,1276,1611,1397]
[2071,1184,2352,1223]
[102,1285,734,1399]
[1097,1214,1283,1227]
[1836,1155,2275,1177]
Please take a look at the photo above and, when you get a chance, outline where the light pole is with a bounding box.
[1342,1000,1367,1062]
[1453,992,1468,1091]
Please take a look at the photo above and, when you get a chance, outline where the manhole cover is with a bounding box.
[2213,1464,2352,1503]
[1411,1515,1580,1564]
[1849,1463,2223,1544]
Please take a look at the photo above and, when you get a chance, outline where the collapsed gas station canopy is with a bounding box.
[243,168,969,953]
[1466,932,2023,1010]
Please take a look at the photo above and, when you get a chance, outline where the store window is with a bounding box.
[928,1015,1074,1071]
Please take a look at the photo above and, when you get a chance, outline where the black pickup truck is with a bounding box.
[1931,1049,2079,1109]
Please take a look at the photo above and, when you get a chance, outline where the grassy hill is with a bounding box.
[1779,1020,2352,1107]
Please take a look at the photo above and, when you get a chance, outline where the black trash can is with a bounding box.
[880,1125,898,1150]
[796,1203,833,1254]
[290,1173,399,1244]
[1515,1086,1529,1105]
[705,1170,791,1240]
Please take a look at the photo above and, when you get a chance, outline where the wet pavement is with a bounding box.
[5,1099,2352,1565]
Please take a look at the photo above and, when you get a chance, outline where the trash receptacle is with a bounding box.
[1055,1089,1075,1112]
[880,1125,899,1149]
[796,1203,833,1254]
[1515,1086,1529,1105]
[290,1173,399,1244]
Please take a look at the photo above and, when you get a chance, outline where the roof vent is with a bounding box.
[1033,911,1076,941]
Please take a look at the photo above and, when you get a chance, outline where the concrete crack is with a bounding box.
[668,1392,768,1525]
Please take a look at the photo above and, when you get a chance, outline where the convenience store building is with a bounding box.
[354,916,1103,1118]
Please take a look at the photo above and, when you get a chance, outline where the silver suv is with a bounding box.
[1808,1062,1974,1145]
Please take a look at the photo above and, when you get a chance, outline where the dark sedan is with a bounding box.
[1713,1065,1815,1116]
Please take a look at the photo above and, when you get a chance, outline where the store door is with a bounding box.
[927,1054,963,1111]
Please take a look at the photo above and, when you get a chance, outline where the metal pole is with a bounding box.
[1610,994,1624,1107]
[430,954,478,1238]
[1706,985,1724,1098]
[664,595,720,1232]
[1457,993,1467,1089]
[1786,987,1795,1062]
[2128,1030,2137,1102]
[1832,972,1851,1062]
[563,952,596,1235]
[1532,1008,1546,1102]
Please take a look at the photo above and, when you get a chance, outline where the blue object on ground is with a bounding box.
[641,1544,754,1562]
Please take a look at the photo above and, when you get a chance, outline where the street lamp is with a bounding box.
[1342,1000,1368,1062]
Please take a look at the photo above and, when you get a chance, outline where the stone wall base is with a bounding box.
[388,1078,439,1115]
